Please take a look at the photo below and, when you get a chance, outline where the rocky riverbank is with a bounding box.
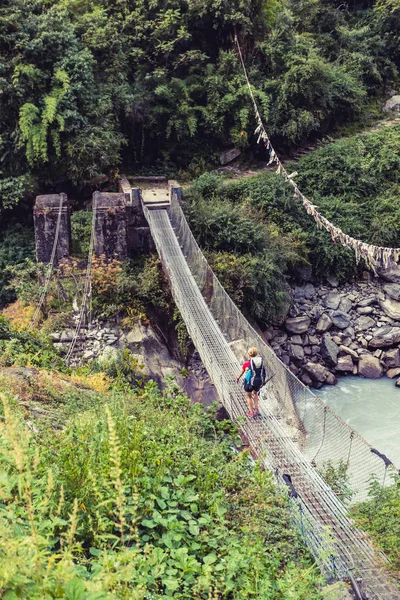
[265,275,400,388]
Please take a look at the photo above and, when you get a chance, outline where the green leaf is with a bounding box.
[65,578,85,600]
[189,524,199,536]
[141,519,157,528]
[163,578,180,591]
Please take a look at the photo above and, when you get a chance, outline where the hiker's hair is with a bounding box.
[248,347,258,357]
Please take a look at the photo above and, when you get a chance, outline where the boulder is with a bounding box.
[274,332,288,345]
[384,283,400,301]
[330,311,351,330]
[386,367,400,379]
[355,316,375,331]
[301,373,313,387]
[383,95,400,112]
[289,343,305,362]
[321,333,339,367]
[324,291,341,310]
[290,334,303,345]
[343,326,355,340]
[326,275,339,288]
[285,315,311,334]
[219,147,241,165]
[358,355,383,379]
[336,355,354,372]
[377,264,400,284]
[357,306,373,315]
[304,361,328,383]
[325,371,337,385]
[339,345,359,360]
[357,296,376,308]
[368,326,400,348]
[380,297,400,320]
[303,283,316,299]
[316,313,333,333]
[338,297,352,314]
[383,347,400,368]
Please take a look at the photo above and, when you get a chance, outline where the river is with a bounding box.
[316,376,400,467]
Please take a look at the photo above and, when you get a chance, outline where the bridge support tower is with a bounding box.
[33,193,71,265]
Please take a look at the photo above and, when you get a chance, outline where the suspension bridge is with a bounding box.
[142,183,400,600]
[31,178,400,598]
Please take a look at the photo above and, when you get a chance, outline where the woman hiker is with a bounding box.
[236,347,266,417]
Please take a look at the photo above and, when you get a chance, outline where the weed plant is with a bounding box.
[0,375,324,599]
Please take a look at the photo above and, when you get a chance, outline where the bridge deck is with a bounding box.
[143,204,399,599]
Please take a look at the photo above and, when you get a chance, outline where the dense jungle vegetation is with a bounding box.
[1,0,400,215]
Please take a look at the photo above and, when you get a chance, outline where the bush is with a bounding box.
[0,225,35,307]
[0,378,324,598]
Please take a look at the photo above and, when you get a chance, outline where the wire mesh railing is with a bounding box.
[143,199,399,598]
[168,190,399,504]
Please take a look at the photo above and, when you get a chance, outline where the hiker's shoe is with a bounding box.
[247,410,254,417]
[254,410,261,417]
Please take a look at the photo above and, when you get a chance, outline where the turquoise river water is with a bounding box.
[316,376,400,467]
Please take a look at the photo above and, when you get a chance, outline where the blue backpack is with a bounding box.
[245,358,266,387]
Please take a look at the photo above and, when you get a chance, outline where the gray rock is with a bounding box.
[383,94,400,112]
[304,361,328,383]
[358,355,383,379]
[336,355,354,372]
[311,345,320,354]
[308,335,319,345]
[289,343,305,362]
[384,283,400,301]
[303,283,316,299]
[343,326,355,340]
[387,367,400,379]
[290,334,303,345]
[373,349,383,359]
[355,316,375,331]
[304,347,312,355]
[357,296,376,308]
[321,333,339,367]
[396,377,400,388]
[369,326,400,348]
[357,306,373,315]
[377,264,400,284]
[274,332,288,345]
[330,311,351,329]
[380,297,400,320]
[338,297,352,314]
[383,347,400,368]
[316,313,333,333]
[301,373,313,387]
[339,345,359,360]
[220,147,241,165]
[324,291,341,310]
[325,371,337,385]
[285,316,311,334]
[326,275,339,288]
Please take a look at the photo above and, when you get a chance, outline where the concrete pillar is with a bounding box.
[34,193,70,265]
[93,192,128,260]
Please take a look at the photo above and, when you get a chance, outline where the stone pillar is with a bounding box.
[119,177,154,254]
[169,180,183,205]
[34,193,70,265]
[93,192,128,260]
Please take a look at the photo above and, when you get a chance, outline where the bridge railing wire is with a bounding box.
[168,190,399,504]
[143,200,399,597]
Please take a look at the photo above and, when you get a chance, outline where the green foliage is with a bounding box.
[0,317,66,370]
[0,378,324,598]
[352,475,400,570]
[185,125,400,306]
[70,210,92,257]
[319,460,353,504]
[0,226,35,306]
[0,0,399,211]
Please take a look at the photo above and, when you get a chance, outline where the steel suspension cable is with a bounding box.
[65,194,97,364]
